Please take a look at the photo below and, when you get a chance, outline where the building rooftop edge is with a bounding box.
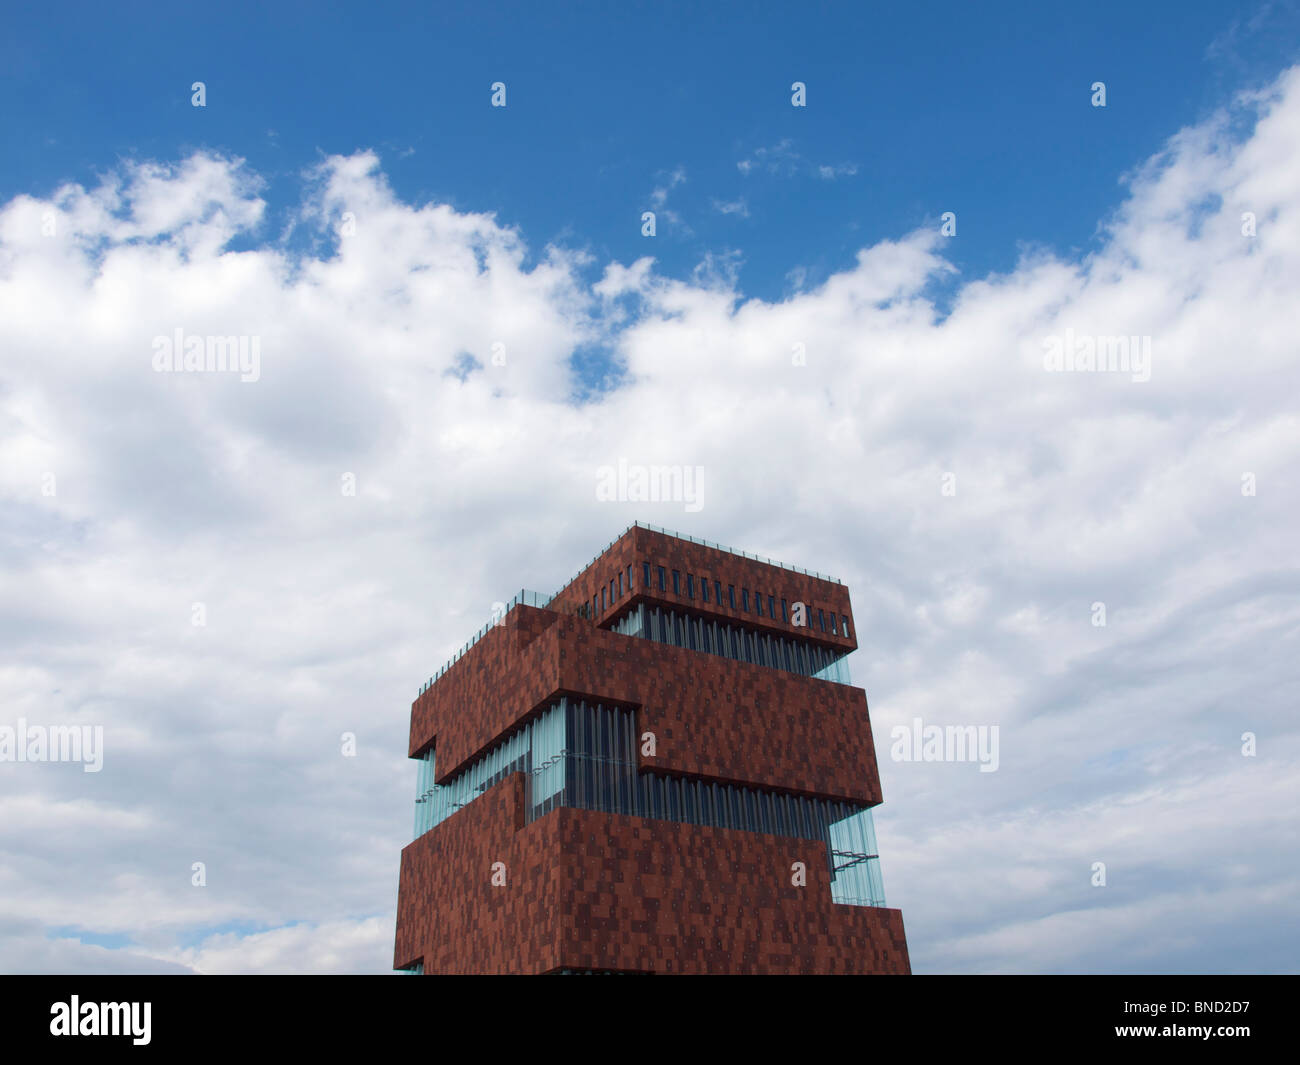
[418,523,846,696]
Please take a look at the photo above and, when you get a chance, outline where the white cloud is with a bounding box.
[643,167,691,238]
[737,139,858,180]
[159,917,393,975]
[817,163,859,180]
[712,197,750,217]
[737,137,800,176]
[2,66,1299,974]
[648,165,686,209]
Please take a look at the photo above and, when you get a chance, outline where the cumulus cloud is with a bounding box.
[2,66,1299,973]
[159,917,393,975]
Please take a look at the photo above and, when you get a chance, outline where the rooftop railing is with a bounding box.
[547,521,842,605]
[630,521,842,583]
[418,589,551,695]
[545,525,640,606]
[420,525,842,697]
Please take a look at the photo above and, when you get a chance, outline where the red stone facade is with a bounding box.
[395,525,909,974]
[394,772,911,974]
[547,524,858,655]
[409,606,881,804]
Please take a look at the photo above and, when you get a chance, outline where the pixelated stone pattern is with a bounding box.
[410,605,882,805]
[395,772,910,975]
[549,525,858,654]
[409,605,561,763]
[395,773,565,973]
[397,530,907,974]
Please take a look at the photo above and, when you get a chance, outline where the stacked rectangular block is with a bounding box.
[395,525,910,974]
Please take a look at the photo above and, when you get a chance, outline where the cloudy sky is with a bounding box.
[1,3,1298,973]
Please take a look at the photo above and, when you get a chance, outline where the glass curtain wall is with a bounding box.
[828,805,888,907]
[412,697,887,907]
[412,700,565,838]
[611,603,852,685]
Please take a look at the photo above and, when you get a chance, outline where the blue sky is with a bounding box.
[2,3,1298,975]
[5,0,1296,309]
